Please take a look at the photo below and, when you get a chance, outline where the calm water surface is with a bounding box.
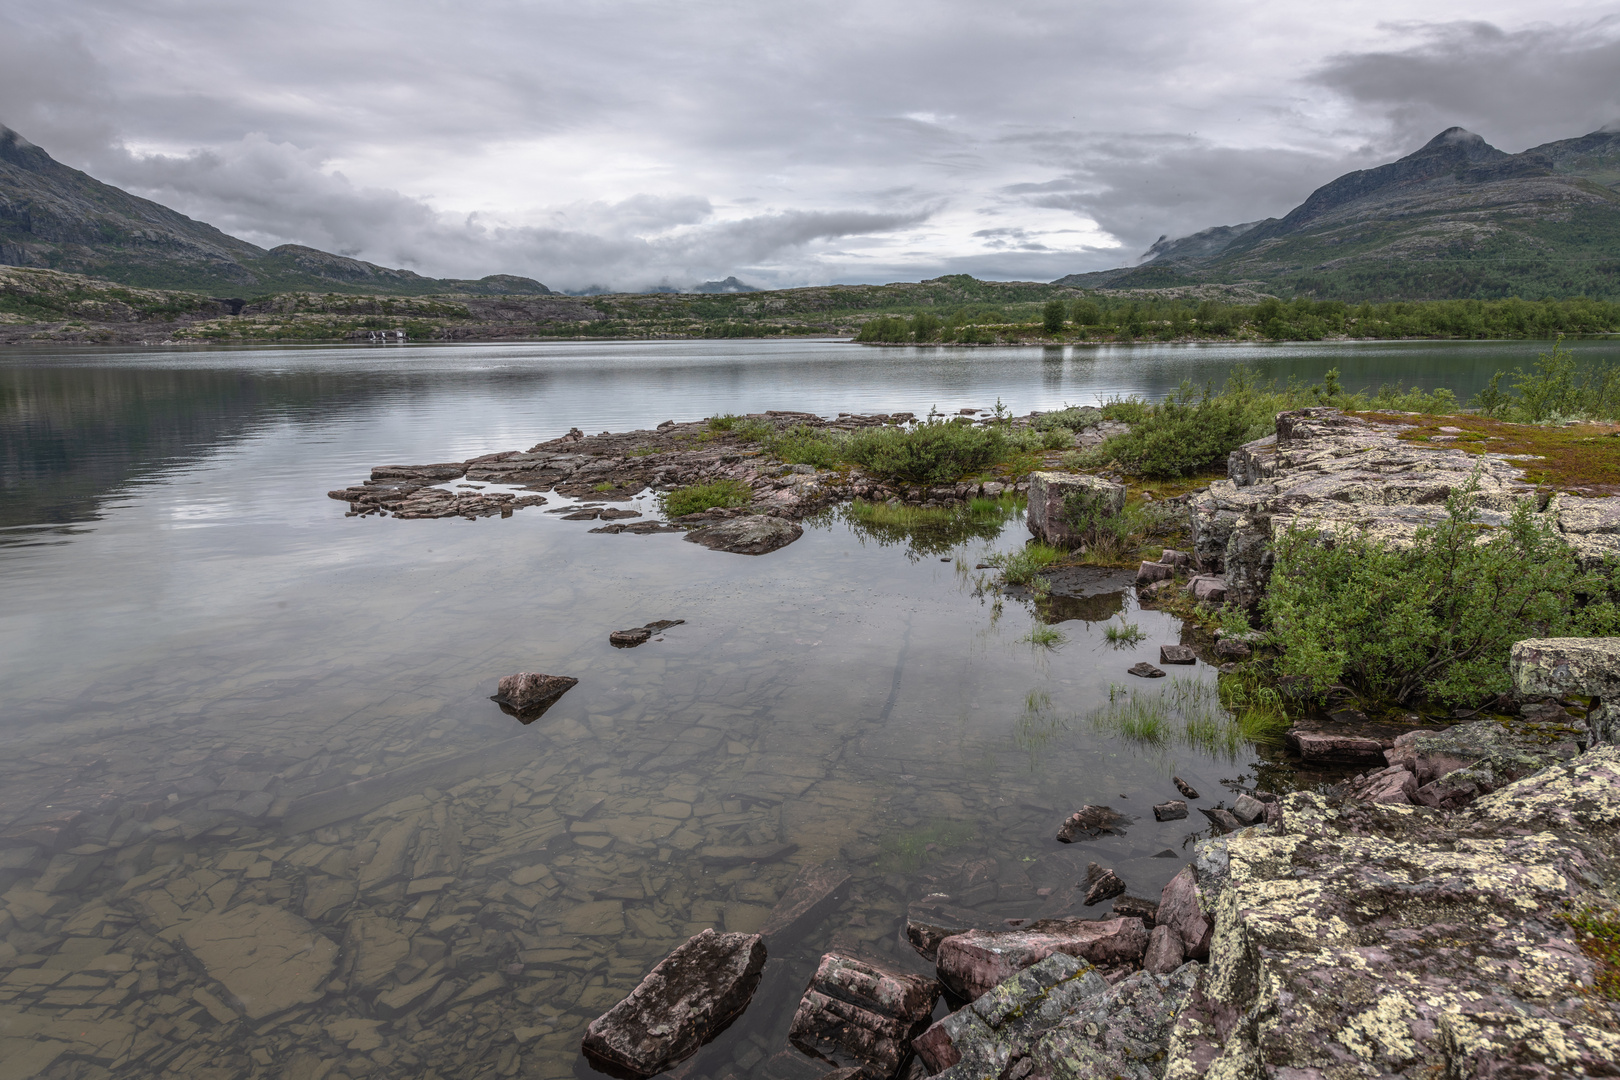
[0,338,1597,1079]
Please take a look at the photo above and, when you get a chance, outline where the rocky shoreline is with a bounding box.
[575,641,1620,1080]
[327,406,1620,1077]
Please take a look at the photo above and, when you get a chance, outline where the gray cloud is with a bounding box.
[3,2,1616,288]
[1314,19,1620,153]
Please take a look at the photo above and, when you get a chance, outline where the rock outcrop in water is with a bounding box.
[684,516,804,555]
[787,953,939,1079]
[1026,472,1125,547]
[327,411,1045,537]
[582,929,767,1078]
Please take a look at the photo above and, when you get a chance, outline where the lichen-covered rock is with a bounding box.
[1026,964,1200,1080]
[1027,472,1125,547]
[1512,638,1620,738]
[916,952,1109,1077]
[1162,746,1620,1079]
[582,929,767,1078]
[1383,719,1572,808]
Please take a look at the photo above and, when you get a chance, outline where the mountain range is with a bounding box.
[1061,126,1620,300]
[3,122,1618,301]
[0,127,552,297]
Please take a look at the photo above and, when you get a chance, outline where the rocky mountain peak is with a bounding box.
[1425,126,1489,150]
[0,125,57,171]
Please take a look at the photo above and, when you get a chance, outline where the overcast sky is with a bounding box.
[3,1,1619,291]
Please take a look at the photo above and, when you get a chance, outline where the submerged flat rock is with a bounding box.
[180,904,338,1020]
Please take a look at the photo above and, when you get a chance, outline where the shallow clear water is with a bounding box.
[0,337,1593,1079]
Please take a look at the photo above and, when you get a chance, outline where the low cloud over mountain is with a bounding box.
[3,2,1618,289]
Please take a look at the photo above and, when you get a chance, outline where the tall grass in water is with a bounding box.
[1102,619,1146,647]
[1089,675,1289,761]
[985,542,1063,585]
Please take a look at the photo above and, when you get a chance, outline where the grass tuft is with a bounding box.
[1103,620,1146,647]
[1021,622,1068,648]
[986,542,1064,585]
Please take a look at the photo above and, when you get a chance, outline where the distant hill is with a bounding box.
[0,127,552,297]
[1055,126,1620,300]
[691,276,760,293]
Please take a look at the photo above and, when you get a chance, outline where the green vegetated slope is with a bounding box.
[0,127,550,298]
[7,262,1620,345]
[1058,127,1620,301]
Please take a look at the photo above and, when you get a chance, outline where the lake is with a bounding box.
[0,336,1605,1079]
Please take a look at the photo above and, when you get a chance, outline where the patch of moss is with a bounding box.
[1358,411,1620,495]
[1563,905,1620,1001]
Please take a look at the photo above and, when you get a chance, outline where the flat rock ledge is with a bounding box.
[1166,745,1620,1079]
[1190,407,1620,608]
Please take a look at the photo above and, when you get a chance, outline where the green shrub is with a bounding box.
[1031,406,1103,432]
[1470,336,1620,423]
[1263,478,1620,706]
[844,420,1007,484]
[856,316,914,343]
[765,424,847,468]
[1089,382,1273,478]
[1071,300,1102,326]
[658,478,754,517]
[1042,299,1066,333]
[707,414,773,441]
[1089,367,1460,479]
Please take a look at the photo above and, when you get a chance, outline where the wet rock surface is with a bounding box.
[1054,805,1126,843]
[180,904,338,1020]
[581,929,767,1078]
[683,516,804,556]
[491,672,579,721]
[609,621,686,649]
[935,918,1150,1000]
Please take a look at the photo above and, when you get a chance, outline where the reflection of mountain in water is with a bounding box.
[0,364,341,531]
